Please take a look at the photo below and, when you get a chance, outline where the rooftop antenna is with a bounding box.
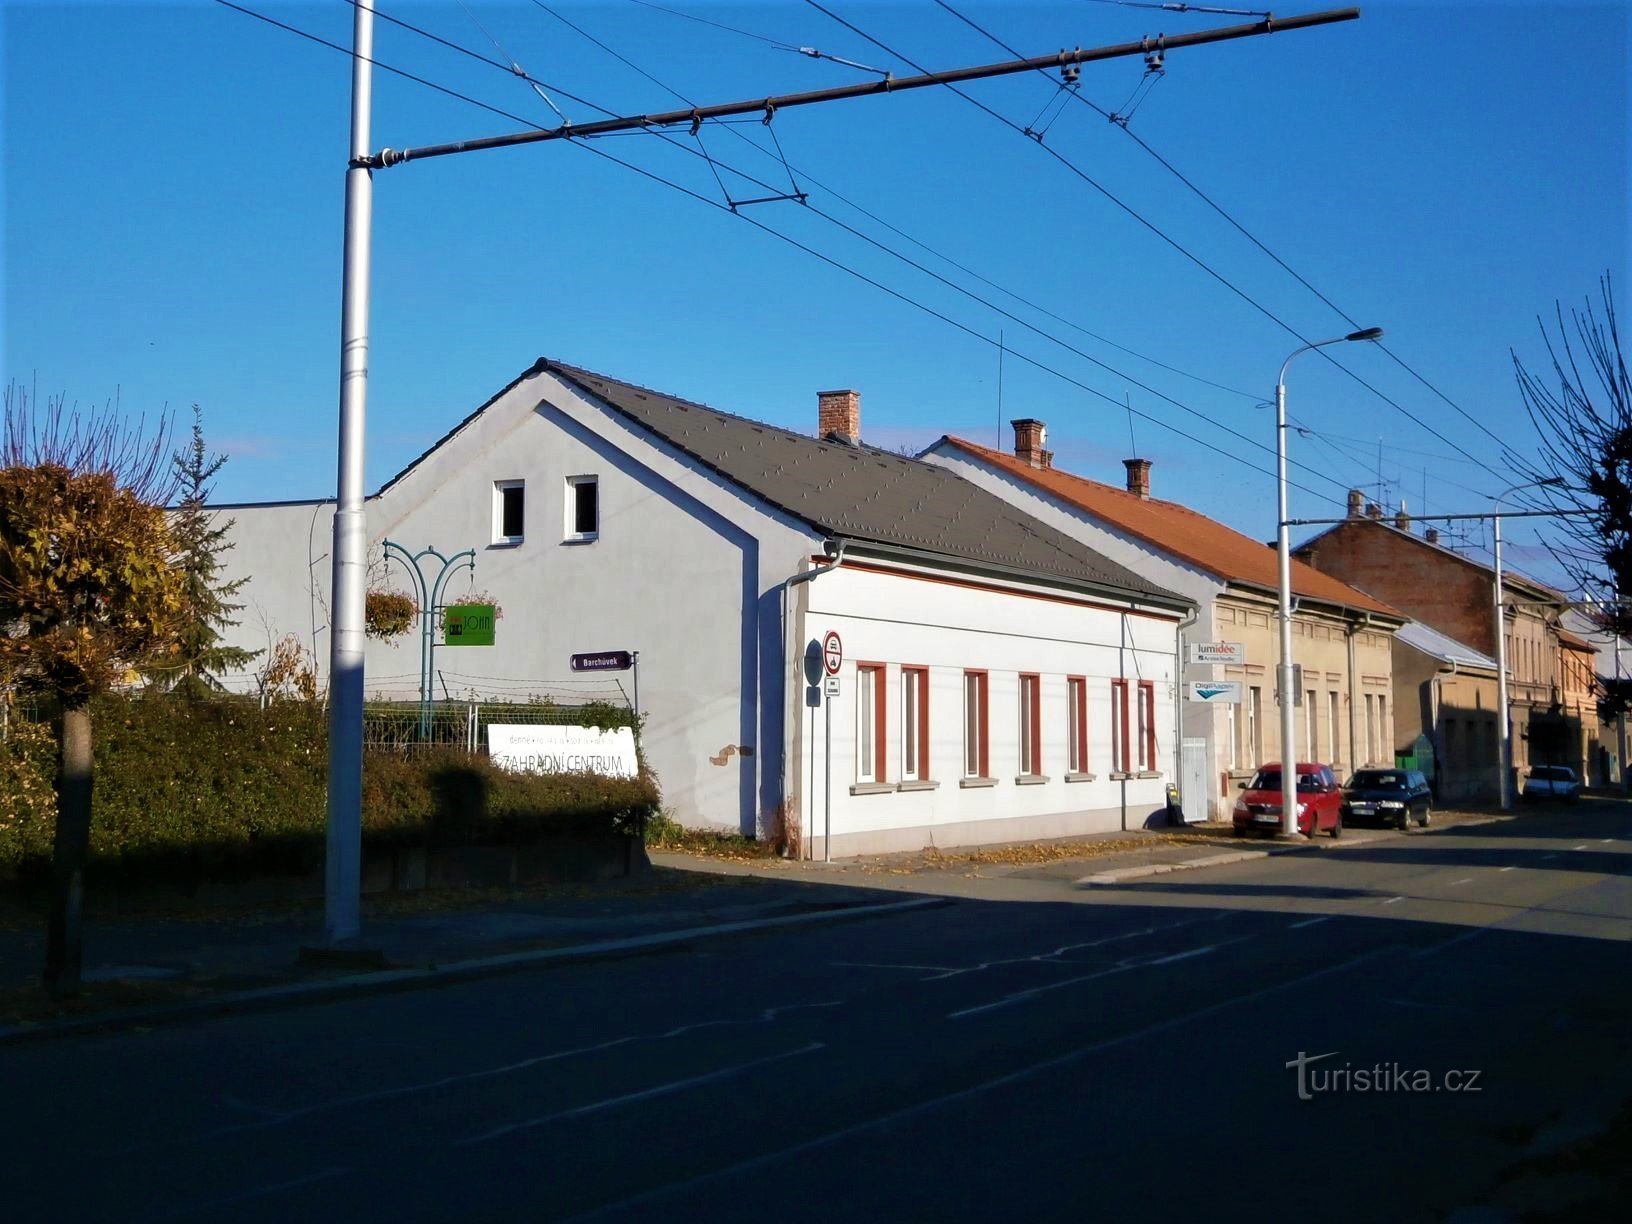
[996,329,1005,450]
[1125,393,1139,458]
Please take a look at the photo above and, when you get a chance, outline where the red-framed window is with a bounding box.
[1137,680,1157,771]
[1066,676,1088,773]
[1018,673,1042,775]
[963,670,989,778]
[856,663,887,783]
[1110,679,1130,773]
[901,666,930,781]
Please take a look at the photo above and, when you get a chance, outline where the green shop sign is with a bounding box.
[444,604,496,646]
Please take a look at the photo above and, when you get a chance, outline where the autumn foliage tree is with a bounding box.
[0,384,186,994]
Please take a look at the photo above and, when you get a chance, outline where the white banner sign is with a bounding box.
[1187,680,1244,704]
[488,724,640,779]
[1188,641,1246,665]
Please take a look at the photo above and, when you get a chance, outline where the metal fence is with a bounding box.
[362,699,636,756]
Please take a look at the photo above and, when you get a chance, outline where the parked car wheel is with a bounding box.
[1417,804,1431,829]
[1329,813,1343,839]
[1397,808,1412,832]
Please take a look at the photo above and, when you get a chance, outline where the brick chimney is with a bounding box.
[1394,507,1410,531]
[1347,489,1365,518]
[817,389,860,443]
[1011,418,1051,469]
[1366,502,1383,519]
[1425,527,1441,545]
[1123,457,1152,499]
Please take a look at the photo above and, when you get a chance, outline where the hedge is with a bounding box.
[0,693,659,885]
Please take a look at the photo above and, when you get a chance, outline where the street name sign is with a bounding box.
[1188,641,1245,665]
[443,604,496,646]
[571,650,634,672]
[1187,681,1244,704]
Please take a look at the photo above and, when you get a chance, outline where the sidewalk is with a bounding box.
[0,867,932,1040]
[0,807,1515,1041]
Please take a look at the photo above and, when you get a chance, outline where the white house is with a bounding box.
[923,425,1403,820]
[212,361,1193,856]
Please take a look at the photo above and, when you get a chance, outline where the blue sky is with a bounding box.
[4,1,1627,585]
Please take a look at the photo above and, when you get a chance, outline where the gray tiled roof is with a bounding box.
[546,361,1186,606]
[1395,620,1497,671]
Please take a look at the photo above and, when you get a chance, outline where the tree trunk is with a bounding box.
[44,702,93,997]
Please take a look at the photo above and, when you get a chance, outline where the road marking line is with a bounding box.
[1574,844,1589,851]
[1450,878,1473,886]
[459,1042,824,1146]
[947,938,1247,1020]
[143,1168,351,1221]
[560,947,1397,1223]
[1289,916,1332,929]
[121,1003,842,1153]
[1499,866,1517,872]
[1602,839,1614,844]
[1383,896,1405,905]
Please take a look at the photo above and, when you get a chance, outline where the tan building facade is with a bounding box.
[1296,497,1600,790]
[923,433,1403,819]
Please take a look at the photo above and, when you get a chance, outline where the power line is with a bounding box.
[223,0,1357,507]
[515,1,1353,491]
[932,0,1510,455]
[803,0,1500,475]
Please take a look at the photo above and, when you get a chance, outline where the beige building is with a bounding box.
[923,430,1404,819]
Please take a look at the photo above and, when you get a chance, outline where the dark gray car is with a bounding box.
[1342,768,1432,830]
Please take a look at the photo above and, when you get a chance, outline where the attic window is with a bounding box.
[493,480,524,545]
[566,475,599,543]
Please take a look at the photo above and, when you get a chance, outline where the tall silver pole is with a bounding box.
[1494,511,1511,810]
[324,0,375,944]
[1273,327,1384,837]
[1275,379,1299,837]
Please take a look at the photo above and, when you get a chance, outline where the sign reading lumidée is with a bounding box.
[488,724,640,779]
[1188,641,1246,665]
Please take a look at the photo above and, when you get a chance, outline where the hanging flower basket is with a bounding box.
[364,589,418,641]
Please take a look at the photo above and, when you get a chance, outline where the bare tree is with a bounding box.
[0,383,184,995]
[1511,275,1631,625]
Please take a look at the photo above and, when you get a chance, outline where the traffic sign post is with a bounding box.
[818,631,843,864]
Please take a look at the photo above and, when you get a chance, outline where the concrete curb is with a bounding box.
[0,895,947,1046]
[1077,814,1517,886]
[1077,850,1269,885]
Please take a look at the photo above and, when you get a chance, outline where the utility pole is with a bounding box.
[325,0,374,945]
[322,6,1363,940]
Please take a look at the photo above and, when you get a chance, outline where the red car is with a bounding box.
[1232,762,1343,838]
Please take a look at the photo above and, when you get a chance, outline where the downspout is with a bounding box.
[778,541,845,859]
[1172,603,1200,822]
[1347,612,1375,769]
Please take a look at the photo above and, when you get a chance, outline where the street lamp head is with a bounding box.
[1345,327,1385,343]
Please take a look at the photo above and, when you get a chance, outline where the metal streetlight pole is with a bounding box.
[324,0,375,945]
[1275,327,1383,836]
[1493,478,1564,809]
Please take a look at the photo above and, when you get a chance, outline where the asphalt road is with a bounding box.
[4,805,1629,1222]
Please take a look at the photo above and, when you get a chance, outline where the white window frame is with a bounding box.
[565,475,599,543]
[857,665,882,784]
[493,479,525,545]
[1067,677,1087,774]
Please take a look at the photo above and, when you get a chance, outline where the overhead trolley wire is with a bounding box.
[223,0,1358,507]
[512,0,1355,492]
[932,0,1511,457]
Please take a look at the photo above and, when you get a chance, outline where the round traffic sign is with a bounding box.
[822,630,843,676]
